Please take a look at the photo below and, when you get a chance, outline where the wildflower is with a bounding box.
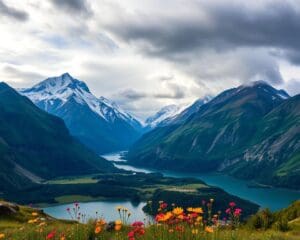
[32,212,38,216]
[115,219,122,231]
[132,221,144,227]
[115,219,122,225]
[66,208,70,212]
[234,208,242,216]
[229,202,236,207]
[96,219,106,226]
[225,208,231,214]
[172,207,184,215]
[115,224,122,231]
[95,226,102,234]
[0,233,5,239]
[116,206,122,212]
[210,198,214,202]
[46,230,56,239]
[160,202,168,209]
[192,229,199,235]
[38,222,46,227]
[205,226,214,233]
[187,207,203,214]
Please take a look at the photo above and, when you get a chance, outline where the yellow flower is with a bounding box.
[60,237,65,240]
[32,212,38,216]
[172,207,183,215]
[116,206,122,212]
[0,233,5,239]
[28,219,35,224]
[187,207,203,214]
[38,222,46,227]
[115,219,122,225]
[192,229,199,235]
[205,226,214,233]
[95,226,102,234]
[196,216,203,222]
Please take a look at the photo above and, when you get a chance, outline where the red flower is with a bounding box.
[132,221,144,227]
[160,202,168,209]
[46,230,56,239]
[229,202,236,207]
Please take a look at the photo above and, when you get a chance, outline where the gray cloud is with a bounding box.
[154,83,186,99]
[2,65,45,87]
[103,1,300,86]
[107,1,300,61]
[50,0,92,16]
[118,89,148,100]
[0,0,28,21]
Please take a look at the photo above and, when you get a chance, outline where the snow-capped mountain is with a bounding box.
[20,73,143,154]
[145,96,213,130]
[145,104,184,129]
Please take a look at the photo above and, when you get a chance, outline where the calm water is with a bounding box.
[107,152,300,211]
[44,152,300,221]
[43,200,148,223]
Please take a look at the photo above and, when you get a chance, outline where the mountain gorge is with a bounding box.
[21,73,143,154]
[127,81,300,189]
[0,82,115,193]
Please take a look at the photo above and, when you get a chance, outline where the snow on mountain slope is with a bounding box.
[20,73,143,154]
[145,104,185,129]
[20,73,142,129]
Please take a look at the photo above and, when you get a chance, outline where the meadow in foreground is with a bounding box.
[0,200,299,240]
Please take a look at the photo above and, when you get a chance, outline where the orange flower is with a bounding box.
[0,233,5,239]
[95,226,102,234]
[32,212,38,216]
[115,224,122,231]
[205,226,214,233]
[172,207,183,215]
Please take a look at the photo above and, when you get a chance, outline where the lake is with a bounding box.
[108,152,300,211]
[43,200,148,223]
[44,151,300,221]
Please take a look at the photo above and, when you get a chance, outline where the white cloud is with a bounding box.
[0,0,299,119]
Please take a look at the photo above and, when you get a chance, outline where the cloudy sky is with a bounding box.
[1,0,300,119]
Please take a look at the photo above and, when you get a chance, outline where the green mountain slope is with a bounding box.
[0,82,115,193]
[127,82,300,189]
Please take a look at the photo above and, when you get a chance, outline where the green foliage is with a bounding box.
[128,85,300,189]
[247,201,300,232]
[0,83,115,193]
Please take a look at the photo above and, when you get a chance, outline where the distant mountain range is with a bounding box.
[127,81,300,190]
[20,73,144,154]
[145,96,212,130]
[0,82,115,193]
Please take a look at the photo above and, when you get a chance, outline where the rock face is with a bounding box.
[127,81,300,189]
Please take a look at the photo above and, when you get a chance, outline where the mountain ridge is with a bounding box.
[20,73,143,154]
[127,81,299,189]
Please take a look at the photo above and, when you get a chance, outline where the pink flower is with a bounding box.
[229,202,236,208]
[225,208,231,214]
[66,208,70,212]
[234,208,242,216]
